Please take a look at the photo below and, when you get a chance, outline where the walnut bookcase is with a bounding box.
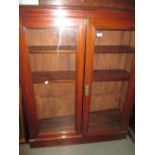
[20,4,134,147]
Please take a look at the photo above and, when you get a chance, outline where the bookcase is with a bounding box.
[20,4,134,147]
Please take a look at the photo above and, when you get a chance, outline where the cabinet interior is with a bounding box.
[24,27,134,135]
[88,30,135,133]
[25,28,77,134]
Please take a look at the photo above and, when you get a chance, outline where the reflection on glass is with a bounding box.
[25,28,77,135]
[88,30,135,133]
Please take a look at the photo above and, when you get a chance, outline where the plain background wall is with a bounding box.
[19,0,38,5]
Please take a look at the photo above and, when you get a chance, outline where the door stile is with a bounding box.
[19,19,38,138]
[82,20,95,135]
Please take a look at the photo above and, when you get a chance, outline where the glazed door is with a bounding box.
[83,19,135,135]
[20,18,85,138]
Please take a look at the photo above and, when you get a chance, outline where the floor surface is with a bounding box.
[19,136,134,155]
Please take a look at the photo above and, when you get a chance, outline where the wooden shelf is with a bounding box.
[38,115,75,134]
[38,109,122,135]
[93,70,129,81]
[88,109,122,133]
[32,70,129,83]
[95,45,135,53]
[32,71,75,83]
[29,46,77,54]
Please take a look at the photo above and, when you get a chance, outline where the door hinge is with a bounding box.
[85,84,90,96]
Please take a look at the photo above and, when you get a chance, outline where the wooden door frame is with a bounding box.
[20,17,86,139]
[83,18,135,136]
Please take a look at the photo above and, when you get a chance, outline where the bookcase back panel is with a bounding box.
[90,81,128,112]
[34,83,75,119]
[25,28,77,46]
[95,30,134,46]
[93,53,134,72]
[30,54,76,72]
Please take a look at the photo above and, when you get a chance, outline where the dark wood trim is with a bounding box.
[19,94,27,143]
[20,19,38,138]
[32,71,75,83]
[121,62,135,128]
[29,45,77,54]
[39,0,134,11]
[93,70,130,81]
[90,18,134,30]
[29,129,127,147]
[128,101,135,142]
[37,131,81,139]
[128,127,135,143]
[21,17,83,28]
[20,5,134,19]
[75,20,86,133]
[95,45,134,53]
[82,19,95,135]
[19,86,26,144]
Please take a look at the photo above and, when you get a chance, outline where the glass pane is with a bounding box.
[88,30,134,133]
[25,27,77,135]
[26,28,77,47]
